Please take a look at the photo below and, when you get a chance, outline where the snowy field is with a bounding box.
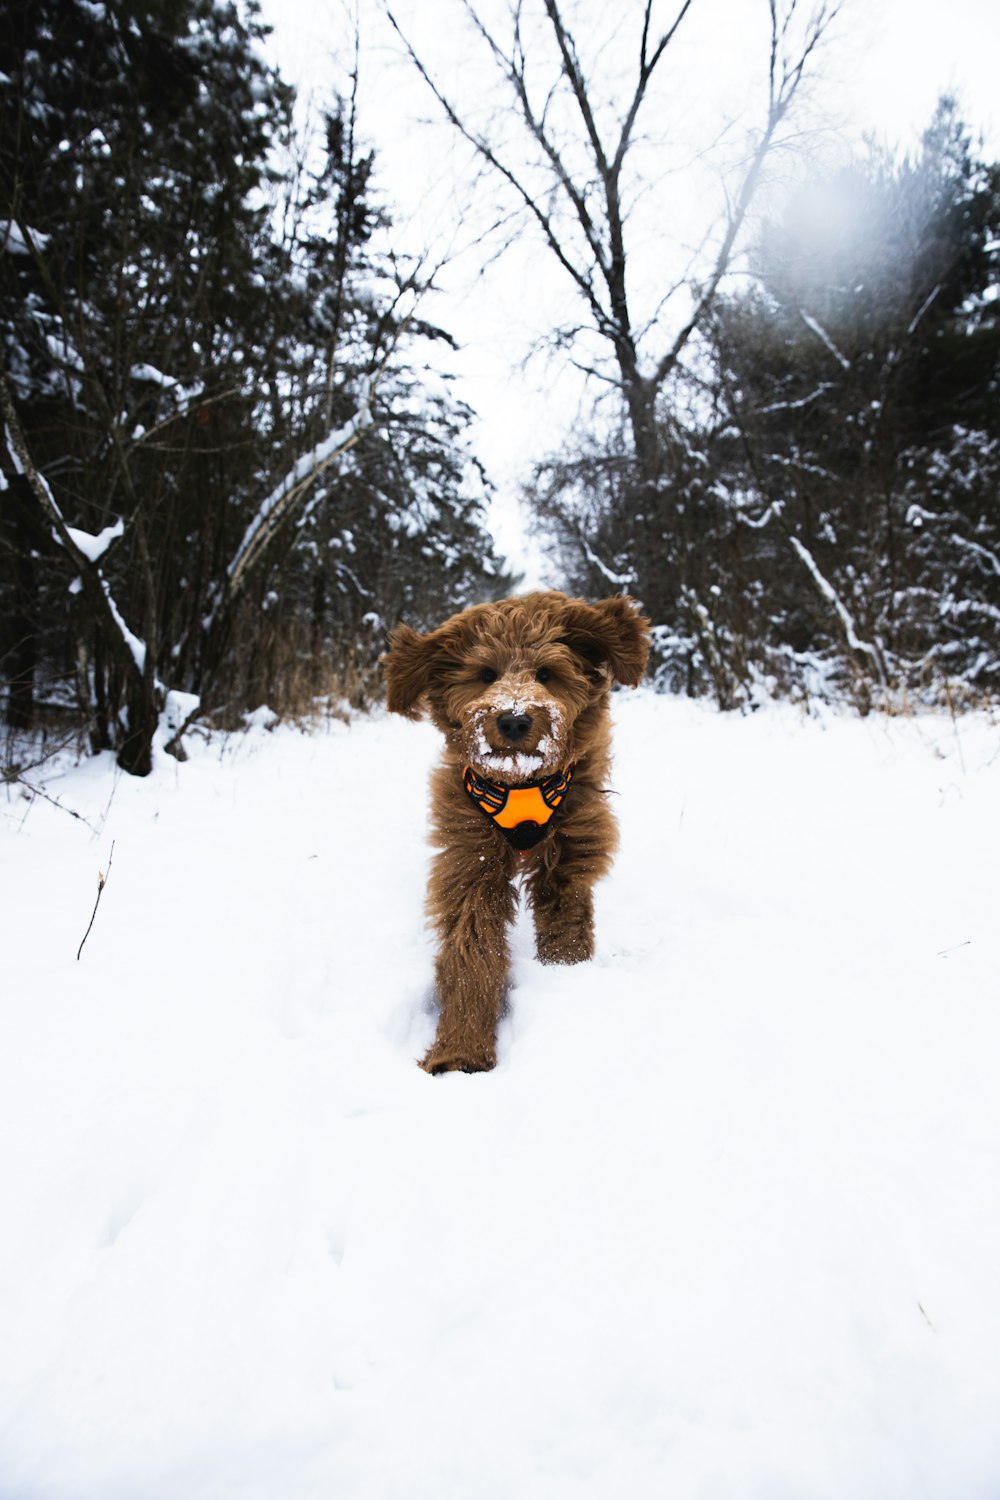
[1,692,999,1500]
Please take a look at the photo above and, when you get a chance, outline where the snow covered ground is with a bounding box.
[1,692,999,1500]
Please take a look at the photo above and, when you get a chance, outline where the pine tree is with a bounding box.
[709,99,1000,703]
[1,0,503,768]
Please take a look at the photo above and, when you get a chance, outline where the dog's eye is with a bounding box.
[480,667,498,684]
[535,666,552,683]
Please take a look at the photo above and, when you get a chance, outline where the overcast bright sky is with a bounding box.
[257,0,1000,578]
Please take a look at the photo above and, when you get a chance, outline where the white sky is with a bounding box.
[257,0,1000,581]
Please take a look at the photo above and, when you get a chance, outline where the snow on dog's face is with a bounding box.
[382,591,650,782]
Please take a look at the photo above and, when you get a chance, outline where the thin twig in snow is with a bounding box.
[77,841,115,961]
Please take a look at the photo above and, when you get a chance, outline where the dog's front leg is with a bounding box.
[528,861,595,965]
[422,841,515,1074]
[527,804,616,965]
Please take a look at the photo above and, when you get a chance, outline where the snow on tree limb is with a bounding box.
[906,283,942,337]
[0,218,50,254]
[98,576,147,674]
[950,531,1000,579]
[579,535,636,588]
[223,382,374,603]
[162,380,380,756]
[129,362,205,410]
[789,534,886,683]
[799,310,851,369]
[945,597,1000,626]
[735,501,781,530]
[1,368,148,680]
[755,382,835,415]
[65,518,125,564]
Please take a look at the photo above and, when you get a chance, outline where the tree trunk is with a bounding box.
[1,478,38,730]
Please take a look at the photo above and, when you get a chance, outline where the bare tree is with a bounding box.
[385,0,842,499]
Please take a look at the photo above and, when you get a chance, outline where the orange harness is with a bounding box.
[463,763,576,853]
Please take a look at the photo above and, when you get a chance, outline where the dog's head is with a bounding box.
[382,591,650,782]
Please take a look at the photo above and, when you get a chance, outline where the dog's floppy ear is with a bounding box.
[558,595,651,686]
[382,623,442,718]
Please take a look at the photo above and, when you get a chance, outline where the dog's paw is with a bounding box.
[535,934,594,966]
[419,1043,496,1075]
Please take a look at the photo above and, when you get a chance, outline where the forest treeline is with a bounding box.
[2,1,999,779]
[536,99,1000,712]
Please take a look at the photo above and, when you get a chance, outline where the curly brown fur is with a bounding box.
[383,591,651,1074]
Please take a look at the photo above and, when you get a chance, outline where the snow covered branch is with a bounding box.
[220,382,375,616]
[799,310,850,370]
[789,535,887,684]
[65,517,125,564]
[906,283,942,337]
[950,531,1000,579]
[755,382,836,415]
[1,368,147,678]
[579,535,636,589]
[129,362,205,410]
[735,501,781,530]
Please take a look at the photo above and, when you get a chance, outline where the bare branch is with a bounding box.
[540,0,612,181]
[388,0,842,497]
[460,0,612,281]
[653,1,842,389]
[383,4,609,328]
[7,776,101,834]
[611,0,696,181]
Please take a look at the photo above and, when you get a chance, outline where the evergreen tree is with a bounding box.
[1,0,502,769]
[710,99,1000,703]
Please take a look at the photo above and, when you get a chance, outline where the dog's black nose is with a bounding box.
[497,711,532,742]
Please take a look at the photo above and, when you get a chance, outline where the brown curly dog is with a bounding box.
[383,591,651,1074]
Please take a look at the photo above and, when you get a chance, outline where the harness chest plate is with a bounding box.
[462,763,575,852]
